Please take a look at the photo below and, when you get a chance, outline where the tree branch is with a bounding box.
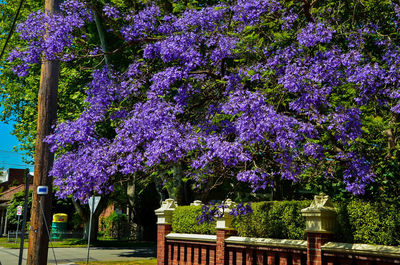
[303,0,315,22]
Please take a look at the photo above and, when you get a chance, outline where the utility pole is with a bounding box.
[26,0,60,264]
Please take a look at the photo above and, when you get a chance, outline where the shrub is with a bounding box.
[344,200,400,245]
[170,200,400,246]
[101,212,130,239]
[233,201,310,240]
[172,206,216,235]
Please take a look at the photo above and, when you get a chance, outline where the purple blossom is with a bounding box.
[10,0,400,201]
[149,67,188,98]
[281,9,298,30]
[232,0,282,26]
[337,152,375,195]
[328,107,362,144]
[197,201,252,224]
[103,4,120,19]
[120,5,160,41]
[297,22,335,47]
[9,0,92,76]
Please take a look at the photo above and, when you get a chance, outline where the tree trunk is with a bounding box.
[72,198,107,242]
[83,217,99,242]
[26,1,61,264]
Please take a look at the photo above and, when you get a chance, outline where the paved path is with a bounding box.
[0,246,156,265]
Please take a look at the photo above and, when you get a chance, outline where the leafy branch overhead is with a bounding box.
[3,0,400,202]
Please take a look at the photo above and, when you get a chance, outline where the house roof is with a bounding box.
[0,184,33,202]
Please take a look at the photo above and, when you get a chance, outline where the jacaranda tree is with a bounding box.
[6,0,400,203]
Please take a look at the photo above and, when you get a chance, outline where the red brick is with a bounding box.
[173,244,179,265]
[201,247,208,264]
[256,250,264,264]
[228,250,234,265]
[245,249,253,265]
[157,224,172,265]
[279,252,288,265]
[209,248,215,265]
[267,251,275,265]
[306,232,332,265]
[167,244,173,264]
[193,247,200,265]
[187,244,193,265]
[292,253,302,265]
[216,229,236,265]
[180,244,186,264]
[236,250,243,265]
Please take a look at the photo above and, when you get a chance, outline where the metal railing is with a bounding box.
[6,230,83,242]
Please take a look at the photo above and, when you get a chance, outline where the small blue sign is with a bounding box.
[37,186,49,195]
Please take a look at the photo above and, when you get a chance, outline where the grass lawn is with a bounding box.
[0,237,87,248]
[75,259,157,265]
[0,237,155,249]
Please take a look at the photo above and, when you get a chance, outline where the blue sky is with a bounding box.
[0,120,34,171]
[0,0,34,171]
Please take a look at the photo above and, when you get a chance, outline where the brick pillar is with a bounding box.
[306,232,332,265]
[216,228,236,265]
[216,199,236,265]
[155,199,177,265]
[301,193,337,265]
[157,224,172,265]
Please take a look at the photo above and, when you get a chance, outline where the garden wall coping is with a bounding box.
[225,236,307,249]
[322,242,400,258]
[166,233,217,243]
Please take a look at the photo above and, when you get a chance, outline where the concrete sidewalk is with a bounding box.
[0,246,156,265]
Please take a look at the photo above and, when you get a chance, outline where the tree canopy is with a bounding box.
[3,0,400,202]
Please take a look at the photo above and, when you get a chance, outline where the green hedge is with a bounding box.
[337,200,400,245]
[172,206,216,235]
[233,201,310,240]
[170,200,400,246]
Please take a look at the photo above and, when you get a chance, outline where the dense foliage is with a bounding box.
[5,188,75,230]
[99,212,130,239]
[173,201,400,246]
[3,0,400,202]
[233,200,310,239]
[172,205,216,235]
[343,199,400,245]
[0,0,93,161]
[6,190,33,228]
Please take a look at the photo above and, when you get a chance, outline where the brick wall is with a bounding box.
[155,197,400,265]
[0,168,27,190]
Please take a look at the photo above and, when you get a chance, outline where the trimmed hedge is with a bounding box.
[170,200,400,246]
[233,201,310,240]
[339,200,400,245]
[172,206,216,235]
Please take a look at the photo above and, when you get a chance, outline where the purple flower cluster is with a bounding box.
[336,152,375,195]
[197,201,252,224]
[327,107,362,144]
[103,4,120,19]
[237,170,272,192]
[9,0,91,76]
[297,22,335,47]
[9,0,400,201]
[120,5,160,41]
[172,6,228,32]
[232,0,281,26]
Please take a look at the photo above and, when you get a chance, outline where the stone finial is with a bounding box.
[155,198,177,225]
[216,199,236,230]
[190,200,204,206]
[301,193,337,233]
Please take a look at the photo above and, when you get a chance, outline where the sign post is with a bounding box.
[19,170,31,265]
[15,206,22,244]
[86,196,100,264]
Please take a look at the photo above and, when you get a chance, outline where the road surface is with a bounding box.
[0,246,156,265]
